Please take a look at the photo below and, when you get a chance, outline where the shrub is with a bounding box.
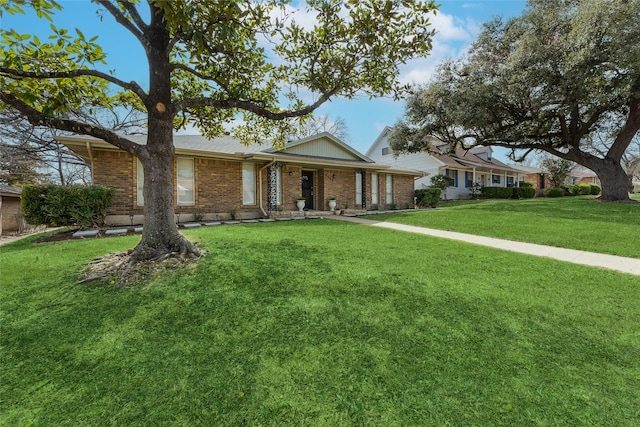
[21,185,114,228]
[561,185,579,196]
[512,187,536,199]
[577,183,592,195]
[519,181,534,188]
[544,188,565,197]
[414,188,441,208]
[480,186,513,199]
[590,184,601,195]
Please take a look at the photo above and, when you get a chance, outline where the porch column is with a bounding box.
[360,169,367,210]
[267,163,279,213]
[489,169,493,186]
[472,167,477,184]
[504,171,507,187]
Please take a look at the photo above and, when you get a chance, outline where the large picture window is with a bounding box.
[177,158,195,206]
[355,171,363,206]
[243,162,256,205]
[371,173,379,205]
[136,158,144,206]
[276,166,282,205]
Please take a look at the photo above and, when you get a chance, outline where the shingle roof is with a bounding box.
[0,185,22,197]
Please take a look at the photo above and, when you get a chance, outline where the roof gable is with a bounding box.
[266,132,373,162]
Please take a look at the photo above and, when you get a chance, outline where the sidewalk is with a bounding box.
[330,215,640,276]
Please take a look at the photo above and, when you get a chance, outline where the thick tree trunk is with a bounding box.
[130,120,200,262]
[594,161,632,202]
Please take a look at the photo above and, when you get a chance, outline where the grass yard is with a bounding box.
[2,220,639,426]
[367,196,640,258]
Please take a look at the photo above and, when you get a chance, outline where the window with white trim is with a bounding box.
[177,158,195,206]
[356,171,363,206]
[371,173,379,205]
[242,162,256,205]
[381,147,390,156]
[276,166,282,205]
[386,174,393,204]
[136,158,144,206]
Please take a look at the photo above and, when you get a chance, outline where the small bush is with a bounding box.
[577,183,592,195]
[480,187,513,199]
[519,181,534,188]
[544,188,565,197]
[414,188,441,208]
[512,187,536,199]
[561,185,579,196]
[21,185,114,228]
[590,184,601,195]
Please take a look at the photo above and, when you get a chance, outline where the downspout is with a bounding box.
[258,159,277,217]
[85,141,94,183]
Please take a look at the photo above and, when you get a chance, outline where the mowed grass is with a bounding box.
[2,221,639,426]
[367,196,640,258]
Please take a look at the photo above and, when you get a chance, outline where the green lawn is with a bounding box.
[2,221,639,426]
[367,196,640,258]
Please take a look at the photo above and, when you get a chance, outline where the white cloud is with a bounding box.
[429,11,473,41]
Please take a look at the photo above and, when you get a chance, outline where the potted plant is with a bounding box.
[296,197,306,211]
[328,197,337,211]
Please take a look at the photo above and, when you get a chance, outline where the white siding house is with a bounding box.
[366,127,525,199]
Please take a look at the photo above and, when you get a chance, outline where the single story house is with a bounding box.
[366,127,526,199]
[56,132,422,225]
[517,165,552,194]
[568,165,601,186]
[0,185,23,236]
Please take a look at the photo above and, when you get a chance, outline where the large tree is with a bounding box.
[0,0,437,262]
[388,0,640,202]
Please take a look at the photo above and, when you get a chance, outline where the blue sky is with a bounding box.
[2,1,528,157]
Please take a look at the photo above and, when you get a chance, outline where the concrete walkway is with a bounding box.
[330,215,640,276]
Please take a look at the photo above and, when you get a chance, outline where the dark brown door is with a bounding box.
[301,171,314,210]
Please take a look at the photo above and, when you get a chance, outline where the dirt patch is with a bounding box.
[79,249,203,287]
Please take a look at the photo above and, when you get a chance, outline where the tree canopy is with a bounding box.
[389,0,640,201]
[0,0,438,261]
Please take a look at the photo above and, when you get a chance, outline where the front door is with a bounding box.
[301,170,314,210]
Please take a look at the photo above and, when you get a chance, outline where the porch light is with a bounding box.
[129,213,134,227]
[288,171,293,176]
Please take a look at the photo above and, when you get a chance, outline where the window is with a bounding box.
[276,166,282,205]
[177,158,195,206]
[136,158,144,206]
[453,170,459,187]
[492,174,501,184]
[381,147,390,156]
[465,171,473,188]
[386,174,393,204]
[371,173,379,205]
[356,171,363,206]
[242,162,256,205]
[506,176,514,187]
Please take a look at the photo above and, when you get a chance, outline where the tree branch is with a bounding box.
[94,0,147,48]
[0,67,149,104]
[0,93,145,157]
[170,63,231,93]
[172,88,339,119]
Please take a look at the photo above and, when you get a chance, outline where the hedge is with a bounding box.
[415,188,442,208]
[511,187,536,199]
[544,188,565,197]
[590,184,601,195]
[576,183,593,195]
[21,185,115,228]
[480,186,513,199]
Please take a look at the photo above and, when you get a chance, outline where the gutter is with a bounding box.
[258,159,277,217]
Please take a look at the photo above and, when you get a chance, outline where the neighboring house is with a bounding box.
[366,127,525,199]
[0,185,23,236]
[517,165,552,194]
[56,132,421,225]
[568,165,601,186]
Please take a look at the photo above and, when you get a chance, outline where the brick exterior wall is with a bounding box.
[0,196,22,234]
[92,150,135,215]
[90,148,418,220]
